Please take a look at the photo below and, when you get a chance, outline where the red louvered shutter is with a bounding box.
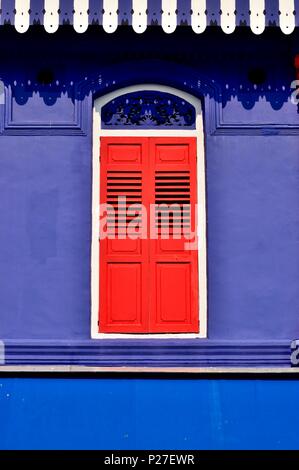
[148,138,199,333]
[99,137,199,334]
[99,137,149,333]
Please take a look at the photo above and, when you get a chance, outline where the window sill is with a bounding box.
[1,339,292,369]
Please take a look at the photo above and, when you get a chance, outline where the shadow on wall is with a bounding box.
[2,60,296,111]
[0,57,298,137]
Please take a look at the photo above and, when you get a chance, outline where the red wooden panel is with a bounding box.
[149,138,199,333]
[99,137,149,333]
[155,144,190,164]
[107,263,142,323]
[156,263,192,324]
[107,144,142,163]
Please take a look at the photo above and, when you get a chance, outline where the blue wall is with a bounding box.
[0,28,299,366]
[0,29,298,451]
[0,376,298,450]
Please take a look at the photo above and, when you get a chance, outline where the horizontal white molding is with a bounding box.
[103,0,118,33]
[162,0,177,33]
[8,1,299,35]
[15,0,30,33]
[279,0,295,35]
[74,0,89,33]
[221,0,236,34]
[249,0,265,35]
[191,0,207,34]
[132,0,147,34]
[0,366,297,374]
[44,0,60,33]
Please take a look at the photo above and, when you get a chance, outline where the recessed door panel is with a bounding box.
[156,263,191,323]
[107,263,141,323]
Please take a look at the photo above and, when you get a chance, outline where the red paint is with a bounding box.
[99,137,199,333]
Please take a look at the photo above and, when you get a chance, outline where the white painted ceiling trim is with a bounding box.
[132,0,148,34]
[44,0,60,34]
[249,0,265,35]
[103,0,118,33]
[220,0,236,34]
[7,1,299,35]
[191,0,207,34]
[73,0,89,33]
[15,0,30,33]
[279,0,295,35]
[162,0,177,33]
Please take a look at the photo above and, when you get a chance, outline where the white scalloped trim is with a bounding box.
[249,0,265,35]
[221,0,236,34]
[191,0,207,34]
[15,0,30,33]
[44,0,60,34]
[162,0,177,33]
[132,0,147,34]
[103,0,118,33]
[74,0,89,33]
[279,0,295,35]
[9,1,299,35]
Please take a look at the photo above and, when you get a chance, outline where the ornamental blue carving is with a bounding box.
[101,91,196,129]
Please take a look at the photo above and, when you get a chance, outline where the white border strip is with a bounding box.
[220,0,236,34]
[249,0,265,35]
[103,0,118,33]
[132,0,148,34]
[44,0,60,33]
[0,366,296,374]
[15,0,30,33]
[11,0,299,36]
[279,0,295,35]
[191,0,207,34]
[161,0,177,33]
[92,84,207,340]
[74,0,89,33]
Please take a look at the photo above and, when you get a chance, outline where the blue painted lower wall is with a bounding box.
[0,376,298,450]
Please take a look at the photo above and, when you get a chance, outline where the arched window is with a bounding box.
[92,85,207,338]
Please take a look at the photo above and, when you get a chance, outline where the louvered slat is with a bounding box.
[155,170,191,235]
[106,170,142,236]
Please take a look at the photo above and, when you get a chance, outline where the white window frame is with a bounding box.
[91,84,207,339]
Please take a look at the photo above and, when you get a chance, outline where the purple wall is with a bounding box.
[0,27,298,366]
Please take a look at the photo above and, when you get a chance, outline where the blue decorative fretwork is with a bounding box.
[101,91,196,129]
